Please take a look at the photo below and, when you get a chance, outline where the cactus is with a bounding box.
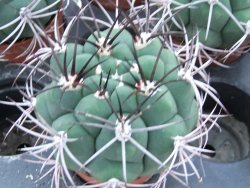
[167,0,250,49]
[0,0,65,63]
[0,1,225,187]
[0,0,59,42]
[33,26,199,183]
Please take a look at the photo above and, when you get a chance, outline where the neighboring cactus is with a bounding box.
[0,0,59,42]
[167,0,250,49]
[34,26,199,183]
[0,0,65,62]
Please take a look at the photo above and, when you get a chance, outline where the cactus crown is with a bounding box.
[33,21,199,183]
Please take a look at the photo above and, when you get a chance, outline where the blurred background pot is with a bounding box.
[0,61,53,187]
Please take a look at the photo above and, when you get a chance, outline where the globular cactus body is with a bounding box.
[34,27,198,182]
[172,0,250,48]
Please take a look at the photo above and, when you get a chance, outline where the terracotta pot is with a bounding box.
[173,36,250,65]
[77,171,151,187]
[92,0,143,11]
[215,37,250,64]
[0,11,64,63]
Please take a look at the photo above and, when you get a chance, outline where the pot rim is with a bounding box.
[76,171,151,185]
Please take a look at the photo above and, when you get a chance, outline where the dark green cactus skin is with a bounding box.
[0,0,58,42]
[172,0,250,48]
[35,28,198,182]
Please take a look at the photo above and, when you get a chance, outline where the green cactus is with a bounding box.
[0,0,59,42]
[34,27,199,182]
[170,0,250,48]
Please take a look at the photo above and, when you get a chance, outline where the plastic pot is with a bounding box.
[0,61,50,154]
[206,52,250,159]
[0,61,52,187]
